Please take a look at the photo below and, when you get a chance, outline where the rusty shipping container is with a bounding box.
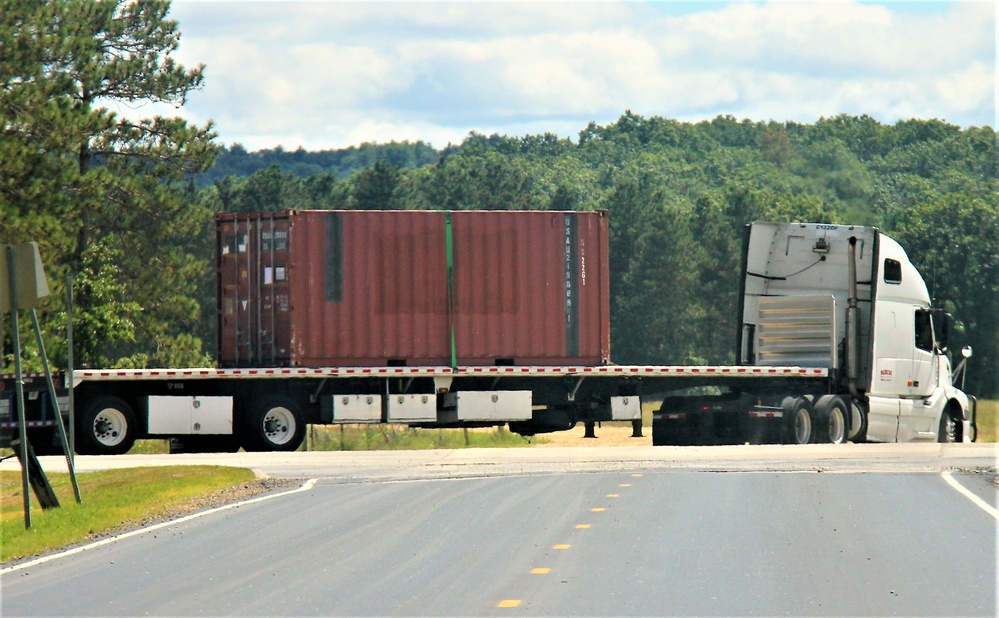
[216,210,610,367]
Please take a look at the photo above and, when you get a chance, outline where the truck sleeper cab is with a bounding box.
[653,222,974,446]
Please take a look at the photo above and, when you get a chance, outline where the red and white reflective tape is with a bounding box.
[0,420,58,428]
[72,364,828,382]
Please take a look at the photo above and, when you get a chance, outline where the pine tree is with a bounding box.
[1,0,218,369]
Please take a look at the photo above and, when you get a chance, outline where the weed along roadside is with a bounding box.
[119,424,547,454]
[0,467,262,565]
[974,400,998,443]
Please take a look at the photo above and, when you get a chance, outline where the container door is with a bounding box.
[217,214,292,367]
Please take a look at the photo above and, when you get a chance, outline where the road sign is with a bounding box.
[0,243,49,312]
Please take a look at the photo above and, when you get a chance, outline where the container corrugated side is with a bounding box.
[450,210,609,365]
[289,210,451,366]
[216,210,610,367]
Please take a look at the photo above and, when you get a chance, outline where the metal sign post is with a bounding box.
[31,308,81,503]
[1,243,79,526]
[5,245,33,528]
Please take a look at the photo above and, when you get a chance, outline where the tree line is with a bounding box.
[2,1,997,397]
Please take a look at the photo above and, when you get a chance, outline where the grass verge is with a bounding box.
[975,399,997,443]
[1,466,255,564]
[304,424,540,450]
[125,424,542,454]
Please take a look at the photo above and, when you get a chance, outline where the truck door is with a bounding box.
[909,309,935,397]
[868,305,903,441]
[896,309,938,440]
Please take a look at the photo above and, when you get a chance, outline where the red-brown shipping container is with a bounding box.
[216,210,610,367]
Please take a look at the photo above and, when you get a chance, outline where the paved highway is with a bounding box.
[2,444,997,616]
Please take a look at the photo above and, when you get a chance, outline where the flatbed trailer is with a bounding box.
[3,364,832,455]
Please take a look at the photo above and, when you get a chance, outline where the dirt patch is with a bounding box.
[534,422,652,447]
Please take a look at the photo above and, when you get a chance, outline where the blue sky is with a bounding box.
[134,1,996,151]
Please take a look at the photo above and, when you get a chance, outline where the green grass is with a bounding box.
[303,424,541,450]
[123,424,541,454]
[1,466,255,564]
[975,399,998,443]
[127,439,170,454]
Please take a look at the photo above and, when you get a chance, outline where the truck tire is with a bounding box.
[937,411,955,443]
[848,401,868,443]
[652,398,693,446]
[651,419,670,446]
[77,396,137,455]
[814,395,848,444]
[239,397,305,452]
[781,396,814,445]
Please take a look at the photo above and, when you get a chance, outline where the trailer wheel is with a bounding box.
[781,397,814,445]
[240,398,305,452]
[77,396,137,455]
[814,395,848,444]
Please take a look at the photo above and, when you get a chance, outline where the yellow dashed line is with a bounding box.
[619,483,632,487]
[531,568,551,574]
[553,544,571,550]
[631,473,643,477]
[575,524,591,529]
[497,600,521,608]
[607,493,620,498]
[591,507,606,512]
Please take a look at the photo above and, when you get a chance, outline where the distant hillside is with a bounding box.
[197,140,442,186]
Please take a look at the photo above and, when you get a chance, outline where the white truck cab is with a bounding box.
[866,233,973,442]
[740,222,974,444]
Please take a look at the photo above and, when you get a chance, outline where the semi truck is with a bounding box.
[1,214,977,455]
[652,221,976,445]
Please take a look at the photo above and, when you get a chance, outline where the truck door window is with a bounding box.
[884,259,902,284]
[914,309,933,352]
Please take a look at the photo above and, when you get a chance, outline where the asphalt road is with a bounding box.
[2,444,997,616]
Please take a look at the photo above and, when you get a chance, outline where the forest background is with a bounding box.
[2,1,997,398]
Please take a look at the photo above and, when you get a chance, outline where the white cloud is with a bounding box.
[160,0,996,150]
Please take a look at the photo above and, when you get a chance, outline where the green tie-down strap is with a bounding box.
[445,211,457,370]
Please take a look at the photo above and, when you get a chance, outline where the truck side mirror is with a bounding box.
[961,346,973,358]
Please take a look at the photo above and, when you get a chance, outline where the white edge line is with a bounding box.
[941,471,999,521]
[1,478,319,574]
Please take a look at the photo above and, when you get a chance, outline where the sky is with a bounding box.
[132,0,997,151]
